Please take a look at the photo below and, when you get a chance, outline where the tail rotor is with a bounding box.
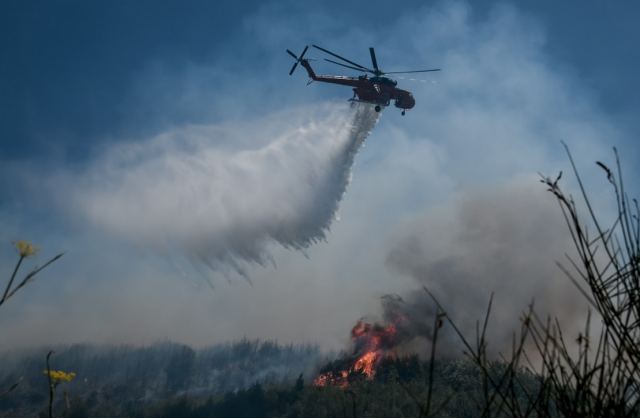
[286,46,309,75]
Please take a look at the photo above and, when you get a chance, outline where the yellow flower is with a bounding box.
[13,240,39,258]
[43,370,76,383]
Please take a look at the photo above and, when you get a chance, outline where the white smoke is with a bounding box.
[69,102,380,275]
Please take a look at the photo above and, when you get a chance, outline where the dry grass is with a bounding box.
[424,145,640,417]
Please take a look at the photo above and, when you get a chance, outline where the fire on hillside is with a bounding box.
[313,318,405,388]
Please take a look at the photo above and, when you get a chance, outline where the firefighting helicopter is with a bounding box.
[287,45,440,115]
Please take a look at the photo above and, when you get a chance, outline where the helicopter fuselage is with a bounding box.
[300,59,415,111]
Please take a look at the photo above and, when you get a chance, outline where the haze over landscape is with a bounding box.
[1,0,639,359]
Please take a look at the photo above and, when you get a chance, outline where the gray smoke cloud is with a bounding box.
[382,180,588,356]
[65,103,379,275]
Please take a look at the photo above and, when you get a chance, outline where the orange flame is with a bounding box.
[313,320,399,388]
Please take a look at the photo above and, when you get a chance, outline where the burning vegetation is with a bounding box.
[313,293,435,388]
[313,315,409,387]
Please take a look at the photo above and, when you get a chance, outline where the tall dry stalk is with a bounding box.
[1,240,63,308]
[1,242,63,402]
[427,145,640,417]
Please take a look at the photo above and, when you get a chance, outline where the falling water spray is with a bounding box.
[72,103,381,275]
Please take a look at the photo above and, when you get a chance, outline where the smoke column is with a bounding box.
[381,182,587,357]
[70,103,380,275]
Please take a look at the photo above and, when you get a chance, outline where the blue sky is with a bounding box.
[1,1,639,349]
[2,0,639,160]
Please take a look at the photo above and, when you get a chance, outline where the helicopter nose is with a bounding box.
[405,94,415,109]
[395,93,415,110]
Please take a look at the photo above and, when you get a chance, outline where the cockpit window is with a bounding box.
[371,76,398,86]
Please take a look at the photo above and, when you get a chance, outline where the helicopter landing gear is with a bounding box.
[374,105,381,112]
[401,110,406,116]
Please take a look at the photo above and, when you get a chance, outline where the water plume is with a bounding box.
[71,103,380,275]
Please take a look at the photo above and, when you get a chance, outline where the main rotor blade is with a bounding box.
[299,45,309,59]
[369,47,380,73]
[325,59,374,73]
[289,62,298,75]
[384,69,441,74]
[286,49,298,59]
[312,44,374,73]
